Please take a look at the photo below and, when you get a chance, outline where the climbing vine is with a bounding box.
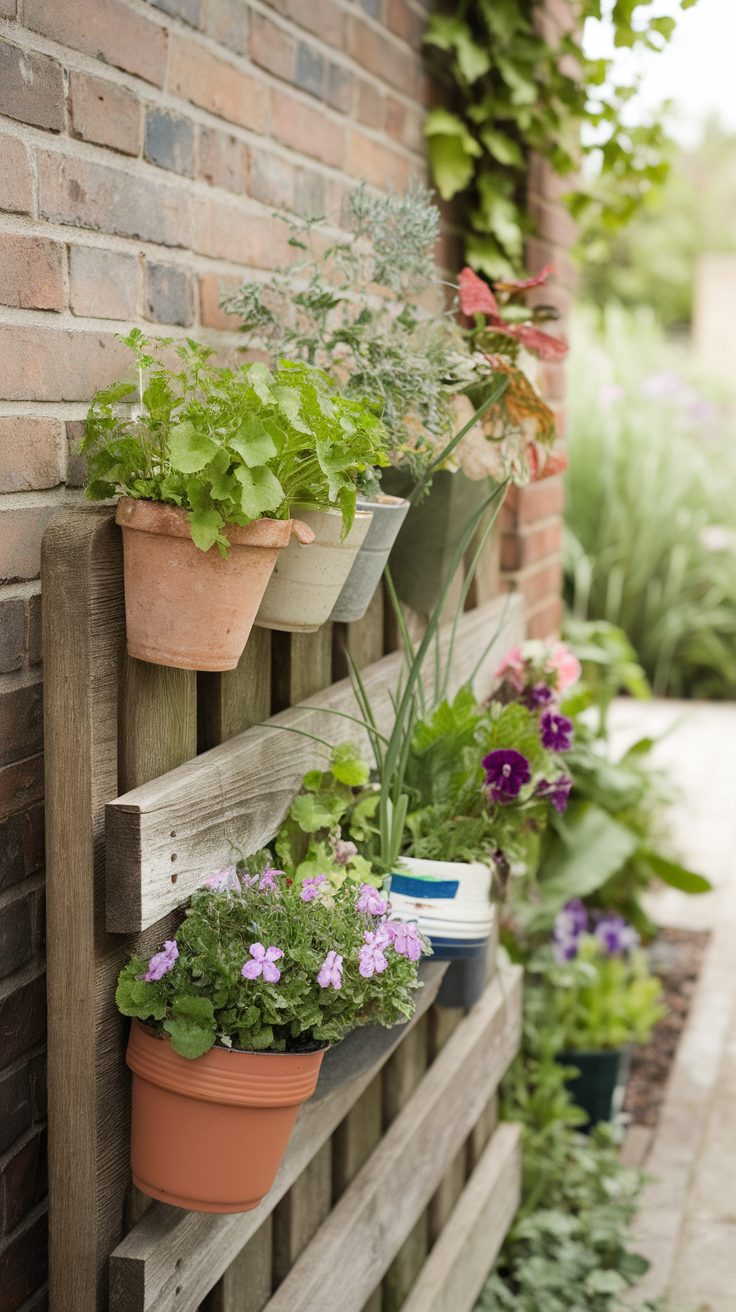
[424,0,699,276]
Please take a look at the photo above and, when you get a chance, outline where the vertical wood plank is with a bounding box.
[271,627,334,711]
[272,1144,332,1286]
[380,1016,430,1311]
[197,628,272,751]
[201,1219,274,1312]
[119,656,197,791]
[427,1007,467,1245]
[465,520,500,609]
[332,583,385,680]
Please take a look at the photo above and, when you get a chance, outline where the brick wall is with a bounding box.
[0,2,569,1306]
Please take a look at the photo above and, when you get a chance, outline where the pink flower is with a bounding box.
[494,644,525,691]
[332,838,358,866]
[259,867,283,892]
[203,866,240,893]
[385,920,423,961]
[359,928,389,978]
[300,874,328,903]
[241,943,284,984]
[356,883,388,916]
[143,940,178,982]
[317,950,343,989]
[547,642,581,691]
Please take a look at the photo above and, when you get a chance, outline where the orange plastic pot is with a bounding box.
[126,1021,326,1213]
[115,498,314,672]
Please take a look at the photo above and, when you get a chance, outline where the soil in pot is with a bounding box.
[256,506,373,633]
[558,1047,630,1130]
[116,498,310,672]
[330,494,409,624]
[126,1020,325,1212]
[381,469,491,615]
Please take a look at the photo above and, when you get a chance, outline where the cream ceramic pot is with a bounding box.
[255,507,373,633]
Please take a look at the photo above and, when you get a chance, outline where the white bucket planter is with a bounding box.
[389,857,494,939]
[330,495,409,624]
[255,507,373,634]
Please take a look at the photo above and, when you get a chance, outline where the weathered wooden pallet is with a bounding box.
[43,505,524,1312]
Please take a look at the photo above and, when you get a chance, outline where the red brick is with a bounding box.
[250,11,295,81]
[0,600,24,674]
[538,360,566,403]
[68,70,141,157]
[0,419,64,494]
[168,34,269,133]
[38,152,192,249]
[249,149,295,210]
[194,194,293,266]
[0,684,42,769]
[0,897,33,984]
[346,130,410,190]
[0,136,33,217]
[0,968,46,1071]
[529,196,577,250]
[69,246,140,321]
[0,236,64,315]
[0,506,61,582]
[516,558,563,609]
[355,78,384,130]
[0,1198,47,1311]
[0,42,64,132]
[346,15,415,93]
[514,476,565,527]
[526,595,564,639]
[24,0,167,87]
[268,0,344,47]
[199,273,242,331]
[270,87,344,167]
[198,126,249,195]
[0,1064,32,1156]
[0,326,129,404]
[0,757,44,827]
[1,1128,48,1238]
[202,0,249,55]
[64,422,86,490]
[502,518,562,572]
[387,0,424,43]
[385,95,424,152]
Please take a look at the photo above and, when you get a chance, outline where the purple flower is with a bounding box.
[356,883,389,916]
[536,775,573,813]
[203,866,240,893]
[385,920,423,962]
[143,940,178,982]
[556,899,588,938]
[258,867,282,892]
[242,942,284,983]
[540,711,574,753]
[359,928,389,978]
[594,914,639,957]
[317,950,343,989]
[482,749,532,802]
[300,874,328,903]
[332,838,358,867]
[523,682,554,709]
[553,936,579,964]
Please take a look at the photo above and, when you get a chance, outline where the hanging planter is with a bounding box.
[557,1047,631,1131]
[256,507,373,633]
[116,499,313,672]
[329,494,409,624]
[381,469,492,615]
[126,1020,325,1212]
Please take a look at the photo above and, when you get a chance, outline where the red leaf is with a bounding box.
[495,264,555,294]
[531,447,568,481]
[458,266,499,318]
[513,323,568,360]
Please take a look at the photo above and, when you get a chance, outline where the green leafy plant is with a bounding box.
[424,1,698,278]
[274,744,380,887]
[82,330,388,552]
[116,863,428,1059]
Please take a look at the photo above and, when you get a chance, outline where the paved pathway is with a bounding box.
[608,699,736,1312]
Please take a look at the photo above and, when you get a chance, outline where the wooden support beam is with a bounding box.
[106,594,524,932]
[260,968,523,1312]
[400,1123,522,1312]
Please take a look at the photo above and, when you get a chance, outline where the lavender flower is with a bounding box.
[482,749,531,803]
[536,775,573,813]
[594,914,639,957]
[540,710,574,753]
[258,867,283,892]
[356,883,388,916]
[552,899,587,962]
[242,943,284,983]
[202,866,240,893]
[523,682,554,709]
[317,950,343,989]
[553,936,580,964]
[300,874,328,903]
[359,928,389,978]
[384,920,423,962]
[332,838,358,867]
[143,940,178,982]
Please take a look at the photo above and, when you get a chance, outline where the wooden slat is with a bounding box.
[427,1007,466,1245]
[106,594,524,931]
[107,963,448,1312]
[201,1220,274,1312]
[260,968,523,1312]
[332,583,385,679]
[382,1017,430,1311]
[271,627,334,711]
[197,628,272,751]
[400,1123,522,1312]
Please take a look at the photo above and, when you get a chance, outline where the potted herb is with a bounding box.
[82,333,387,668]
[530,901,665,1128]
[116,864,428,1213]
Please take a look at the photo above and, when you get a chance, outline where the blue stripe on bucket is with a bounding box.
[390,874,460,900]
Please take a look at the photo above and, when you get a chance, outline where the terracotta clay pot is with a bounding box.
[255,506,373,633]
[329,495,409,624]
[115,498,314,672]
[126,1021,326,1213]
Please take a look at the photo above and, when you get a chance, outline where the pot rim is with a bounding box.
[115,496,295,548]
[356,494,409,510]
[557,1046,627,1059]
[134,1019,329,1058]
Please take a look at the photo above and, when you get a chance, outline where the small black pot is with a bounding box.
[558,1047,631,1129]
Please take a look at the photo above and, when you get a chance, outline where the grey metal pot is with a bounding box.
[381,468,492,616]
[329,494,409,624]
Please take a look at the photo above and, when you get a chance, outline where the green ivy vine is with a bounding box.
[424,0,699,276]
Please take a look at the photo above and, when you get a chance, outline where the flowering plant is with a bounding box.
[526,900,665,1052]
[494,638,581,708]
[115,863,429,1059]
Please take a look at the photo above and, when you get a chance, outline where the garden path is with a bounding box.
[609,698,736,1312]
